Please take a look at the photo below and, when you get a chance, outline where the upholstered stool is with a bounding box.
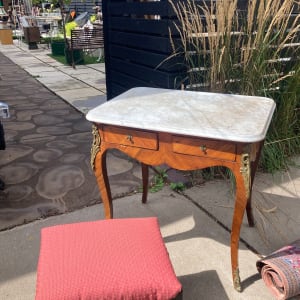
[35,217,182,299]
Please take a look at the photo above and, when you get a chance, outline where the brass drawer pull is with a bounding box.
[127,134,134,144]
[200,145,207,154]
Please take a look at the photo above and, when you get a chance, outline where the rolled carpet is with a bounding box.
[257,240,300,300]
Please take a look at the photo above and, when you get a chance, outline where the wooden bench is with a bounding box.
[68,26,104,68]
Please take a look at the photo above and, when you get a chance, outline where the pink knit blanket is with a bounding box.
[257,240,300,300]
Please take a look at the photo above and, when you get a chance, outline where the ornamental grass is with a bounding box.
[169,0,300,172]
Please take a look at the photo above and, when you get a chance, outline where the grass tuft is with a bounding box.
[49,52,104,65]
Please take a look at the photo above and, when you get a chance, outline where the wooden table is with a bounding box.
[86,87,275,291]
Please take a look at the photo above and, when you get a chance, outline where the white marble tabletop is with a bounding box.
[86,87,276,143]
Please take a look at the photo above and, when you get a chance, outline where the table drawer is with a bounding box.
[172,135,236,161]
[103,125,158,150]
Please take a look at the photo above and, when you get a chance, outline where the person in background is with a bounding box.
[7,5,14,25]
[69,9,76,21]
[64,10,78,38]
[31,4,40,16]
[91,5,102,23]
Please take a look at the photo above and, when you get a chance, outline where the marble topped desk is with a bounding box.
[86,87,276,291]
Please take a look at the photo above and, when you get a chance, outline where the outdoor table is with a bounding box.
[86,87,276,291]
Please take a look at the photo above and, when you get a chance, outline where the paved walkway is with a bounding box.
[0,42,143,230]
[0,41,106,114]
[0,41,299,299]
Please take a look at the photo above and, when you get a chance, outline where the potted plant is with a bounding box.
[50,36,65,55]
[48,0,83,64]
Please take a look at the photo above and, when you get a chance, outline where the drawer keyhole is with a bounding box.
[200,145,207,154]
[127,135,134,144]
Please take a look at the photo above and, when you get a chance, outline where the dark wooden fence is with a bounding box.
[103,0,300,99]
[102,0,185,99]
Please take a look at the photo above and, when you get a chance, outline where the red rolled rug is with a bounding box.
[257,240,300,300]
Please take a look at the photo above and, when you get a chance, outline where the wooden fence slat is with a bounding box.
[110,31,175,54]
[108,1,174,17]
[109,18,178,35]
[110,45,184,72]
[110,70,154,88]
[110,57,184,88]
